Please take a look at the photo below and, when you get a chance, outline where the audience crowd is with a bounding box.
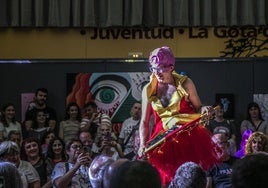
[0,87,268,188]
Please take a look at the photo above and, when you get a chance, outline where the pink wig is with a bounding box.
[149,46,175,67]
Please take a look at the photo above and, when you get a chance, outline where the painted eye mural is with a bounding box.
[66,72,150,123]
[89,73,131,118]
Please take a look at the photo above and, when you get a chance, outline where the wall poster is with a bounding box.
[254,94,268,123]
[66,72,151,123]
[215,93,235,119]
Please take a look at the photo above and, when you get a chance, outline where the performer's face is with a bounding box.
[149,65,173,83]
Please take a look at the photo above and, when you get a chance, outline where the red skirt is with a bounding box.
[146,123,220,186]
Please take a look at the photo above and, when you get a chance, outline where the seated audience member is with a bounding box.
[88,154,115,188]
[46,137,66,165]
[7,130,22,148]
[24,87,57,135]
[25,109,52,141]
[0,161,23,188]
[80,101,111,142]
[207,102,237,156]
[0,103,22,142]
[0,141,40,188]
[109,160,162,188]
[240,102,268,135]
[92,121,116,152]
[232,152,268,188]
[40,130,55,156]
[59,102,81,143]
[97,124,124,160]
[79,131,95,158]
[51,138,92,188]
[118,101,141,160]
[168,161,206,188]
[245,131,268,155]
[206,132,238,188]
[235,129,253,158]
[20,137,54,187]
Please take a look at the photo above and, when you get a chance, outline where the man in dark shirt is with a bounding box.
[206,132,239,188]
[207,103,237,155]
[24,88,57,135]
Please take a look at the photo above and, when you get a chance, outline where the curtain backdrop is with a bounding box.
[0,0,267,27]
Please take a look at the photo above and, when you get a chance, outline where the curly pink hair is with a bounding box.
[149,46,175,67]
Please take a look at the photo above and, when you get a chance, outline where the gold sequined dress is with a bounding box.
[145,71,219,185]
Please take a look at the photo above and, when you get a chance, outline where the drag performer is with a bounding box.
[138,46,220,186]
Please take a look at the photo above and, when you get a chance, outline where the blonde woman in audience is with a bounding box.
[59,102,82,143]
[0,103,22,142]
[245,131,268,155]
